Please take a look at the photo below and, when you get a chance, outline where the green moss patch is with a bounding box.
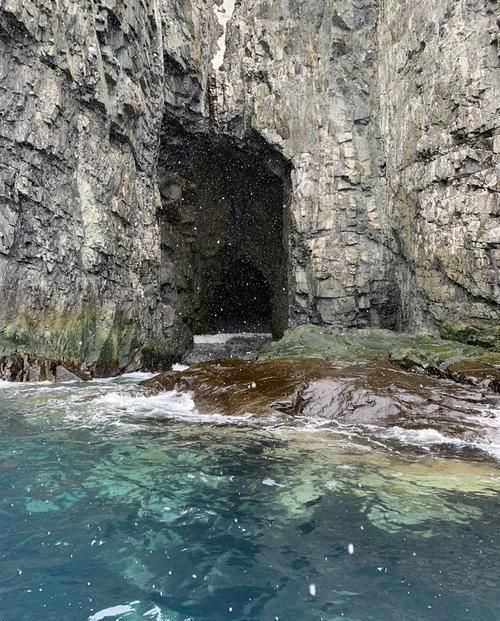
[0,305,144,377]
[260,324,500,392]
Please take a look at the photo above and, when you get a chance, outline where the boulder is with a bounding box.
[142,357,499,442]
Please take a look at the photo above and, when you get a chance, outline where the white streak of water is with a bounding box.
[194,332,271,344]
[88,602,139,621]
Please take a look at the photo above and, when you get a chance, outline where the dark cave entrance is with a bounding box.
[207,257,272,333]
[158,121,291,339]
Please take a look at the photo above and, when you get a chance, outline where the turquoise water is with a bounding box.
[1,375,500,621]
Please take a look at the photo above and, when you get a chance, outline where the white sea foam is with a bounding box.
[377,426,466,448]
[367,426,467,455]
[91,389,196,416]
[143,606,165,620]
[88,602,139,621]
[0,379,52,389]
[5,371,500,460]
[172,363,190,372]
[113,372,158,382]
[60,385,263,431]
[365,407,500,460]
[62,389,197,430]
[262,478,285,487]
[280,406,500,461]
[467,407,500,459]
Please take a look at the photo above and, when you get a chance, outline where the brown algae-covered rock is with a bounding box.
[142,357,499,441]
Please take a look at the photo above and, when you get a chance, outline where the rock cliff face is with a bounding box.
[0,0,217,372]
[214,0,500,333]
[378,0,500,331]
[215,0,394,329]
[0,0,498,374]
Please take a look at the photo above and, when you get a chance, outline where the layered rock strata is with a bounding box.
[0,0,498,374]
[0,0,217,373]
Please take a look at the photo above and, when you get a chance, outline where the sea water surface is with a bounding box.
[1,373,500,621]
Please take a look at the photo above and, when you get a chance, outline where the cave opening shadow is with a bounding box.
[206,257,272,334]
[158,124,291,340]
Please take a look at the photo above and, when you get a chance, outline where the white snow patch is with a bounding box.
[212,0,236,70]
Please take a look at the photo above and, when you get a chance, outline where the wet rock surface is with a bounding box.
[0,354,89,382]
[143,325,500,447]
[182,333,272,365]
[143,357,499,444]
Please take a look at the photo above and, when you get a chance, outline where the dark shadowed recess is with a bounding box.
[158,115,292,339]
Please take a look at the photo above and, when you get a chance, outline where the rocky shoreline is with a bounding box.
[136,325,500,448]
[2,325,499,390]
